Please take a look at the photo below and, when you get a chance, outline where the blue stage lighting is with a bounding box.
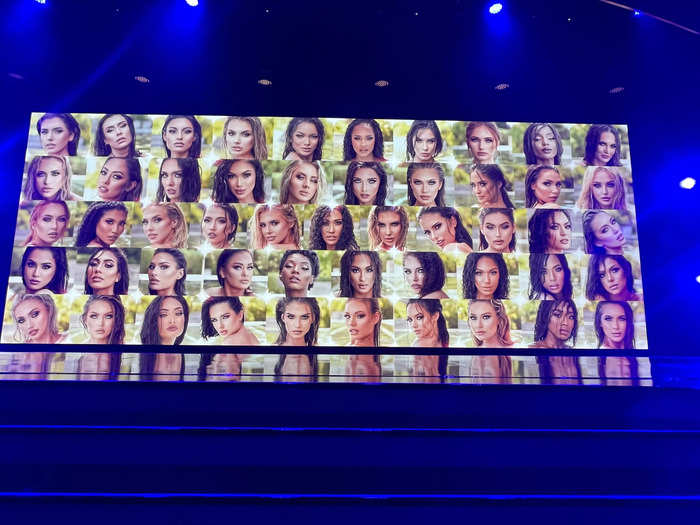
[186,0,198,6]
[680,177,696,189]
[633,10,641,16]
[489,3,503,14]
[34,0,46,4]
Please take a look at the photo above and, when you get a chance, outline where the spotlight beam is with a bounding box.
[599,0,699,35]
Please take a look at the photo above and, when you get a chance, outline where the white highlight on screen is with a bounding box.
[680,177,696,189]
[489,3,503,14]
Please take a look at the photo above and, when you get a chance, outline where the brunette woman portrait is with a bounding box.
[309,205,359,251]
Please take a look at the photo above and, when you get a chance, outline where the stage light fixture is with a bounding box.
[374,80,389,87]
[134,75,150,84]
[34,0,46,4]
[185,0,198,6]
[609,86,625,94]
[258,78,272,86]
[489,3,503,14]
[680,177,696,189]
[494,83,509,90]
[633,10,641,16]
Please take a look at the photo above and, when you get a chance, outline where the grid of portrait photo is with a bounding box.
[3,113,647,355]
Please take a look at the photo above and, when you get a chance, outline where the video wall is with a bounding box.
[2,113,647,351]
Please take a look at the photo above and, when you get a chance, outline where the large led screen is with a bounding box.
[2,114,647,352]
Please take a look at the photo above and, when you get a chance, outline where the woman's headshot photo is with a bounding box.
[582,210,627,255]
[20,247,68,294]
[201,203,238,249]
[11,292,66,343]
[343,298,382,347]
[407,162,446,207]
[403,252,449,299]
[93,113,142,158]
[279,160,326,204]
[22,156,79,202]
[529,299,578,349]
[274,297,321,347]
[576,166,628,210]
[22,200,70,247]
[84,247,129,296]
[155,158,201,203]
[36,113,81,156]
[93,157,143,202]
[467,299,514,348]
[462,252,509,300]
[406,120,443,162]
[469,164,514,209]
[418,206,473,254]
[309,205,359,251]
[211,159,266,204]
[282,118,325,162]
[583,124,622,166]
[161,115,202,158]
[595,300,635,350]
[201,296,260,346]
[343,118,385,162]
[523,123,563,165]
[141,202,188,249]
[80,295,126,345]
[140,295,189,345]
[146,248,187,296]
[344,161,388,206]
[405,298,449,348]
[208,249,256,297]
[338,250,382,298]
[75,201,129,247]
[528,209,573,253]
[368,206,408,252]
[278,250,320,298]
[249,204,300,250]
[528,253,573,301]
[585,254,642,302]
[221,116,268,160]
[478,208,516,253]
[465,121,499,164]
[525,165,563,208]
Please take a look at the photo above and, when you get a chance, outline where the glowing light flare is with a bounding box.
[185,0,199,6]
[696,275,700,284]
[680,177,696,189]
[489,3,503,14]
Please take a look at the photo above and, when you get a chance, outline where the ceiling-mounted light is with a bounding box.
[185,0,199,6]
[258,78,272,86]
[609,86,624,94]
[134,75,150,83]
[489,3,503,14]
[494,83,509,90]
[680,177,696,189]
[374,80,389,87]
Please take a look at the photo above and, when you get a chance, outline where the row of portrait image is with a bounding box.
[0,351,652,386]
[19,154,636,212]
[8,244,644,304]
[2,292,648,350]
[14,202,641,261]
[28,113,631,168]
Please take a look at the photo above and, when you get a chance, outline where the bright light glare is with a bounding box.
[680,177,696,189]
[489,3,503,14]
[696,275,700,284]
[185,0,199,6]
[633,10,641,16]
[34,0,46,4]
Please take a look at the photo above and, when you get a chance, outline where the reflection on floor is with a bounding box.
[0,352,653,386]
